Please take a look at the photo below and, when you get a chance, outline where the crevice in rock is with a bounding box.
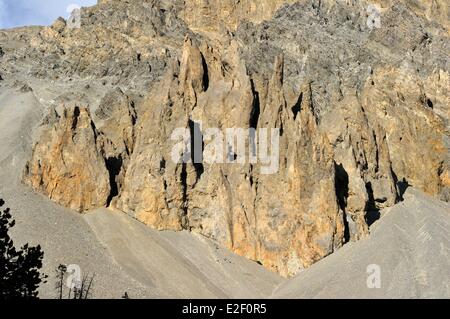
[201,54,209,91]
[335,163,349,211]
[159,158,166,175]
[334,162,350,242]
[371,130,380,173]
[291,92,303,121]
[180,162,189,229]
[421,94,434,109]
[130,100,137,126]
[105,155,123,206]
[249,79,260,129]
[90,121,98,142]
[71,106,81,130]
[181,162,188,202]
[188,119,204,181]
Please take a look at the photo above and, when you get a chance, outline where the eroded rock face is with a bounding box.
[183,0,297,31]
[111,40,347,276]
[14,0,449,276]
[361,67,449,199]
[94,88,137,206]
[23,106,110,212]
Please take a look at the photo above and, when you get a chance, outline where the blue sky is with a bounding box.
[0,0,97,29]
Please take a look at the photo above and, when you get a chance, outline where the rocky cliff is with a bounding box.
[0,0,447,277]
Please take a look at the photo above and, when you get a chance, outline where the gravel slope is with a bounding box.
[272,188,450,299]
[85,208,282,298]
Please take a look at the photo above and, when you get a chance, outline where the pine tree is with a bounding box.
[0,198,47,299]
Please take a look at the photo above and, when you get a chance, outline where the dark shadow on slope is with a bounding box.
[398,178,410,200]
[365,181,380,227]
